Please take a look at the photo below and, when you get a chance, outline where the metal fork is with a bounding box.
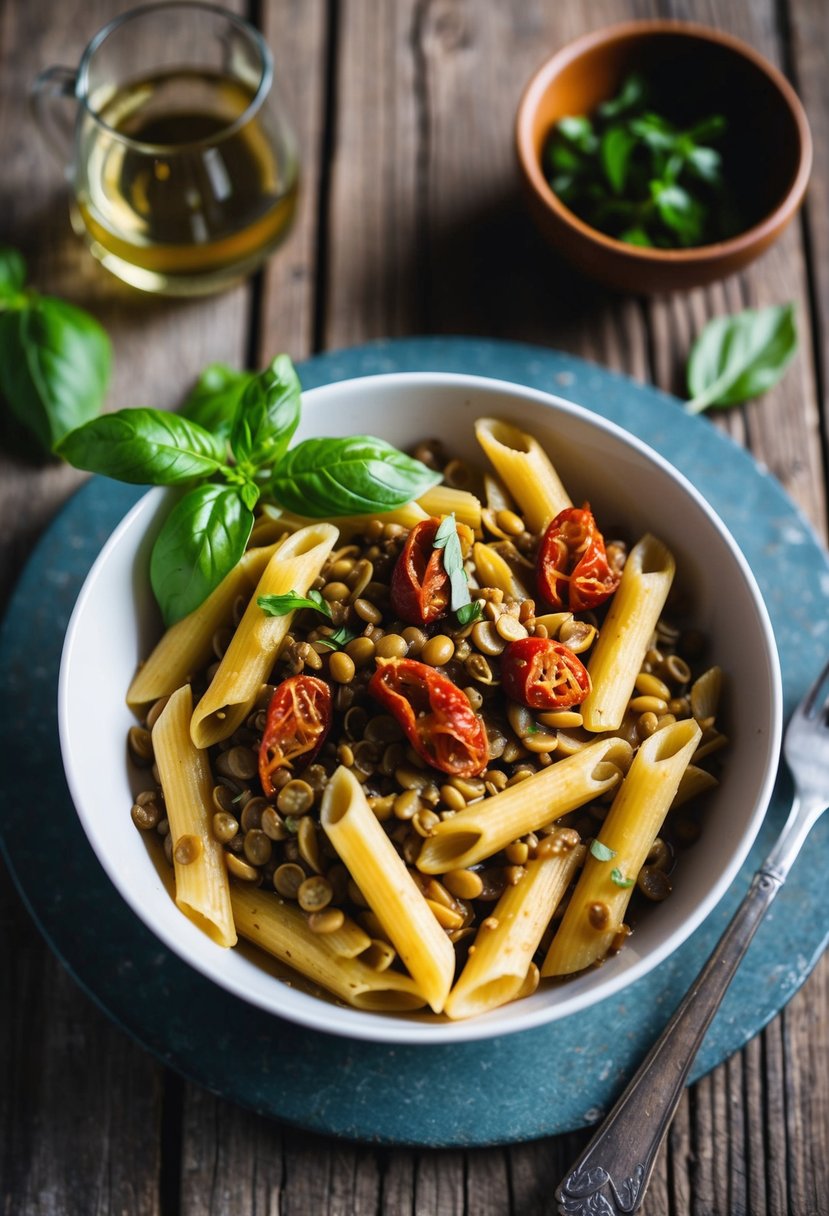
[555,656,829,1216]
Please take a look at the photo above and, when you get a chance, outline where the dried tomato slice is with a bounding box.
[500,637,590,710]
[390,518,450,625]
[258,674,332,798]
[368,658,489,777]
[537,504,620,612]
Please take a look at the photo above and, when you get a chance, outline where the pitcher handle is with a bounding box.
[31,66,78,171]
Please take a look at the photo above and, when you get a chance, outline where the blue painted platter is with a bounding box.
[2,337,828,1147]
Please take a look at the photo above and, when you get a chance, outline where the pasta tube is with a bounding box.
[418,486,483,533]
[151,685,236,948]
[416,737,633,874]
[191,523,337,748]
[475,417,571,533]
[581,534,676,733]
[444,841,585,1020]
[127,541,282,711]
[320,766,456,1013]
[542,718,701,977]
[230,886,425,1011]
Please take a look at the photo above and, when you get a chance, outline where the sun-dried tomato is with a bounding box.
[258,674,332,798]
[368,658,489,777]
[537,504,620,612]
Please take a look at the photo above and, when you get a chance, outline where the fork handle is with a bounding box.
[555,868,783,1215]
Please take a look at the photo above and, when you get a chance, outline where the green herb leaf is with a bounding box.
[270,436,441,517]
[57,407,227,484]
[598,73,648,119]
[0,246,27,298]
[180,363,254,439]
[601,125,636,194]
[0,295,111,450]
[610,867,635,888]
[685,303,798,415]
[240,480,260,512]
[619,226,653,247]
[432,512,474,616]
[150,484,253,626]
[257,589,332,618]
[230,353,301,470]
[556,115,597,153]
[456,600,483,626]
[590,839,616,862]
[315,624,359,651]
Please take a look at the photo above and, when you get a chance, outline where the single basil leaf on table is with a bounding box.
[230,353,301,469]
[150,483,254,626]
[0,246,27,297]
[258,589,332,618]
[57,407,227,483]
[269,436,441,517]
[180,362,254,439]
[0,295,111,450]
[685,303,798,415]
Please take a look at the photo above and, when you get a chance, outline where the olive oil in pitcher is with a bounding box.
[73,67,298,294]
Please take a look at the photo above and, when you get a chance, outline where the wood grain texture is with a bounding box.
[2,0,829,1212]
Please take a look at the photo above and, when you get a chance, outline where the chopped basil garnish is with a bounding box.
[258,589,332,618]
[610,867,634,888]
[590,839,616,862]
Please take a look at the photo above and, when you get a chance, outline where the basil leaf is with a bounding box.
[150,484,253,626]
[240,480,260,512]
[598,72,647,119]
[685,303,798,415]
[58,407,226,484]
[270,436,441,517]
[258,590,332,618]
[230,353,301,470]
[315,625,359,651]
[601,125,636,195]
[610,867,635,888]
[590,839,616,862]
[0,246,27,298]
[180,363,254,439]
[433,512,473,616]
[456,600,483,626]
[0,295,111,450]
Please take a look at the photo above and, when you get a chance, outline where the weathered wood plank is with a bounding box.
[257,0,329,360]
[0,2,251,1215]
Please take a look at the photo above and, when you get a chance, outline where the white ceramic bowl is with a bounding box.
[58,372,782,1044]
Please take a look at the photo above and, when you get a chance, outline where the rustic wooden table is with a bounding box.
[2,1,828,1212]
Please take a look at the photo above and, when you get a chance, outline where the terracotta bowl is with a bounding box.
[515,21,812,293]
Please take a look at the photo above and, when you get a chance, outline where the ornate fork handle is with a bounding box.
[556,788,825,1216]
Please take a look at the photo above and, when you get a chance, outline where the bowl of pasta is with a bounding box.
[58,370,782,1044]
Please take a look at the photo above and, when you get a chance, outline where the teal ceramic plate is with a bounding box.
[2,338,828,1147]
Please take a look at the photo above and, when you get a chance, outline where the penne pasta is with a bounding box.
[190,523,337,748]
[151,685,236,948]
[320,766,456,1013]
[127,541,282,711]
[475,417,571,533]
[230,885,425,1011]
[542,718,702,977]
[581,534,676,733]
[445,842,586,1020]
[418,486,483,533]
[471,541,533,600]
[416,738,633,874]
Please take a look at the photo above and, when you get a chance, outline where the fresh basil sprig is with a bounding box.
[685,303,797,415]
[270,436,440,518]
[58,354,440,626]
[258,589,332,618]
[432,513,482,626]
[0,246,111,452]
[180,363,255,439]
